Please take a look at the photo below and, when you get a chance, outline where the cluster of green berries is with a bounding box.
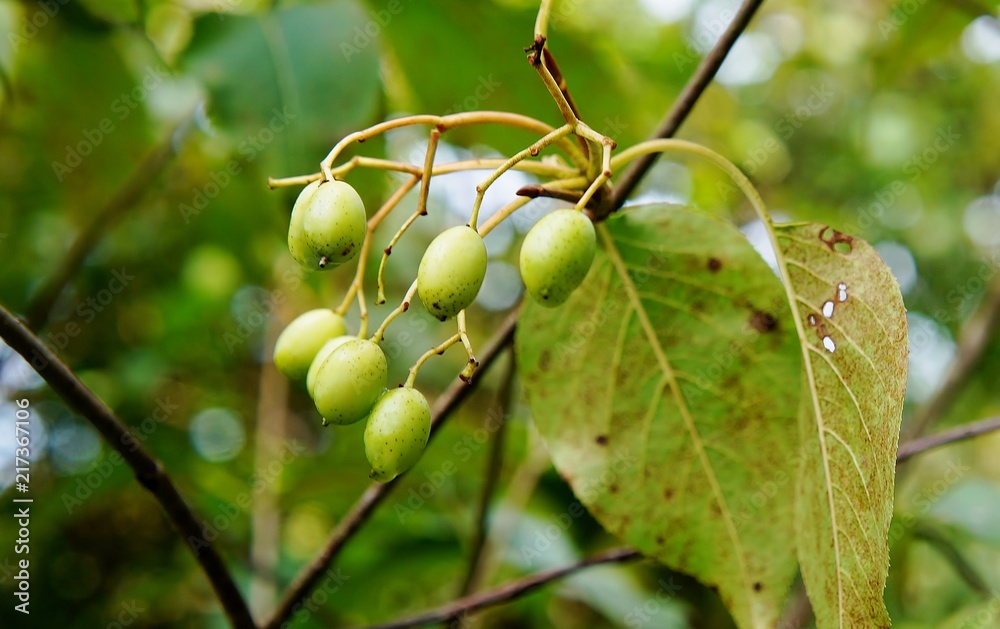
[274,307,432,482]
[416,207,598,315]
[274,178,598,481]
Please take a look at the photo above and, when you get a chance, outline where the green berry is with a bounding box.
[519,209,596,307]
[311,338,387,425]
[288,181,321,269]
[273,309,348,381]
[417,225,488,321]
[302,180,367,268]
[364,387,431,482]
[306,335,356,397]
[287,180,367,271]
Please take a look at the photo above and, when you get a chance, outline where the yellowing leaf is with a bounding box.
[517,204,802,629]
[772,223,908,629]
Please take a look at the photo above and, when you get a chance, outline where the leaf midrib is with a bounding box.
[766,224,846,626]
[597,224,758,623]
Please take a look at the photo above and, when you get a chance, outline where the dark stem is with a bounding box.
[449,350,515,628]
[606,0,767,214]
[897,414,1000,463]
[356,548,642,629]
[271,1,769,622]
[904,276,1000,441]
[24,109,198,330]
[262,310,519,629]
[0,304,255,628]
[780,411,1000,626]
[913,523,992,596]
[516,184,584,205]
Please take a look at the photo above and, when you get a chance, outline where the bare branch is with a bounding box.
[0,304,255,628]
[904,276,1000,440]
[607,0,767,214]
[269,2,778,623]
[263,310,520,629]
[24,109,199,330]
[449,349,516,629]
[897,415,1000,463]
[913,522,992,596]
[356,548,642,629]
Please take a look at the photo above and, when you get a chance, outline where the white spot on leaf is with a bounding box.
[822,336,836,353]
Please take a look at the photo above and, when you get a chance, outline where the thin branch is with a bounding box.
[897,415,1000,463]
[267,2,774,623]
[249,311,289,619]
[904,276,1000,440]
[24,109,199,330]
[0,60,13,104]
[263,309,520,629]
[356,548,642,629]
[777,586,813,629]
[914,523,992,597]
[607,0,767,214]
[449,350,516,629]
[781,412,1000,626]
[0,304,255,628]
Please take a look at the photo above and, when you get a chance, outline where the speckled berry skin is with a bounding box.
[306,335,356,397]
[312,338,387,425]
[288,180,321,269]
[301,180,367,268]
[364,387,431,482]
[273,309,348,381]
[519,209,596,307]
[417,225,488,321]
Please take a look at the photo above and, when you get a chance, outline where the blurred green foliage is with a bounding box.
[0,0,999,627]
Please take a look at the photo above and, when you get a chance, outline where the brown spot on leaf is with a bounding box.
[595,435,608,446]
[708,257,722,272]
[749,310,778,333]
[656,535,665,545]
[819,226,854,253]
[609,484,619,494]
[664,488,674,500]
[753,582,763,592]
[539,348,551,371]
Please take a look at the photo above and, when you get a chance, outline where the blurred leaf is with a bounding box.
[182,0,383,174]
[928,478,1000,547]
[774,223,908,628]
[517,204,802,628]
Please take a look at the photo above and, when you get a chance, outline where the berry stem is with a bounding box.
[268,156,578,190]
[457,310,479,383]
[318,111,588,180]
[357,281,369,340]
[405,332,462,388]
[375,131,440,304]
[574,137,614,211]
[371,279,419,343]
[469,123,574,231]
[336,175,420,317]
[478,175,588,237]
[529,41,611,177]
[477,196,532,238]
[534,0,553,39]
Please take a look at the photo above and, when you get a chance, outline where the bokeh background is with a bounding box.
[1,0,999,627]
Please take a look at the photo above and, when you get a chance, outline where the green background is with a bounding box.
[0,0,999,627]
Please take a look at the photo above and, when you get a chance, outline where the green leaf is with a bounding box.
[517,204,802,629]
[181,1,383,175]
[772,223,908,628]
